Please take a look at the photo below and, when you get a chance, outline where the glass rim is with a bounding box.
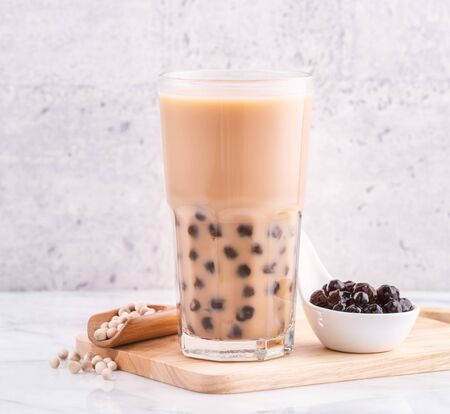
[159,70,312,97]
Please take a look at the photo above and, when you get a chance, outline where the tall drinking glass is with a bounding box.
[159,70,312,361]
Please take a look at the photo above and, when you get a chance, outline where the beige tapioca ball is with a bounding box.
[101,368,113,380]
[118,313,128,323]
[144,308,156,316]
[118,307,130,316]
[91,355,103,366]
[49,357,60,369]
[103,357,112,364]
[95,361,107,374]
[127,303,135,311]
[134,302,145,312]
[68,351,81,361]
[83,351,95,362]
[107,361,117,371]
[117,323,125,332]
[81,360,93,372]
[108,319,119,329]
[106,327,117,339]
[68,361,81,374]
[138,306,150,315]
[94,328,107,341]
[57,349,69,360]
[128,311,139,319]
[100,322,109,329]
[111,315,120,322]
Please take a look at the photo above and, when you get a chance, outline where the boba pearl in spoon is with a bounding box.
[297,231,419,353]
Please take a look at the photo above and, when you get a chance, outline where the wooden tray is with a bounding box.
[76,307,450,394]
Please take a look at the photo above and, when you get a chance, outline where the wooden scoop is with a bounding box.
[87,304,178,348]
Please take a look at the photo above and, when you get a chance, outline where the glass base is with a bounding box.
[180,324,295,362]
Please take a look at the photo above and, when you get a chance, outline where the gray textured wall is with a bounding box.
[1,0,449,291]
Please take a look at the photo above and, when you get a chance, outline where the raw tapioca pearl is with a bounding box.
[270,225,282,239]
[279,246,286,255]
[228,324,243,339]
[204,261,215,274]
[237,264,251,278]
[208,223,222,238]
[237,224,253,237]
[223,246,238,259]
[188,249,198,261]
[236,305,255,322]
[243,285,255,297]
[272,281,280,295]
[190,299,201,311]
[195,211,207,221]
[284,266,289,276]
[263,262,277,274]
[194,277,204,289]
[188,224,199,238]
[202,316,214,331]
[250,243,263,255]
[210,298,225,310]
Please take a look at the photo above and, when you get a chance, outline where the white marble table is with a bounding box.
[1,290,449,414]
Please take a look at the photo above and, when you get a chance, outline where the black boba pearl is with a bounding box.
[270,225,282,239]
[377,285,400,306]
[400,298,414,312]
[195,211,207,221]
[284,266,289,276]
[237,224,253,237]
[262,262,277,274]
[204,261,215,274]
[354,283,377,302]
[243,285,255,297]
[333,303,346,311]
[194,277,204,289]
[363,303,383,313]
[326,279,345,292]
[353,291,369,307]
[208,223,222,238]
[237,264,251,278]
[210,298,225,310]
[251,243,263,254]
[190,299,201,311]
[188,249,198,261]
[384,300,402,313]
[202,316,213,330]
[188,224,199,238]
[344,280,355,292]
[224,246,238,259]
[236,305,255,322]
[272,281,280,295]
[345,304,362,313]
[327,290,344,307]
[322,283,329,295]
[228,324,242,339]
[310,290,329,308]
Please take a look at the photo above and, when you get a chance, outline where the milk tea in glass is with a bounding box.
[159,70,312,361]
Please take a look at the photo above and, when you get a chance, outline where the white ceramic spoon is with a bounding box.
[298,231,420,353]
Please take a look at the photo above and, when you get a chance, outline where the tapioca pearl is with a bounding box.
[181,281,187,291]
[204,261,215,274]
[237,224,253,237]
[236,305,255,322]
[188,249,198,261]
[263,262,277,274]
[270,225,283,239]
[284,265,289,276]
[228,324,243,339]
[190,299,201,311]
[188,224,199,238]
[236,264,251,278]
[279,246,286,255]
[243,285,255,297]
[210,298,225,310]
[250,243,263,255]
[202,316,214,331]
[223,246,238,259]
[195,211,207,221]
[208,223,222,238]
[194,277,204,289]
[272,281,281,295]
